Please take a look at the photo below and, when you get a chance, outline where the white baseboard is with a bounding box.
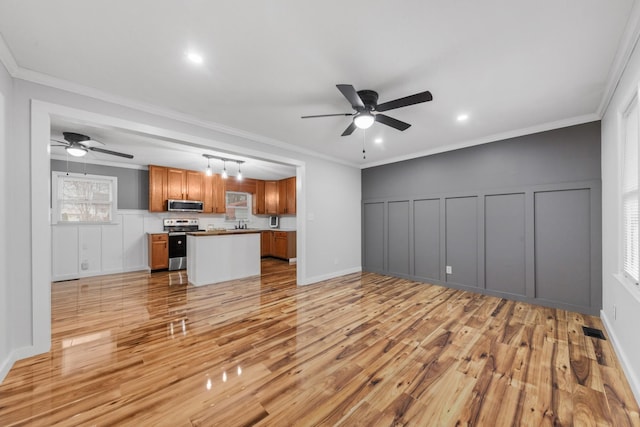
[601,309,640,406]
[0,344,43,384]
[299,266,362,286]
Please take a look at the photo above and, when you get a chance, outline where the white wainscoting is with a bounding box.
[51,210,154,282]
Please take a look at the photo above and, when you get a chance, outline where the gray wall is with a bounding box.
[362,121,602,315]
[51,160,149,210]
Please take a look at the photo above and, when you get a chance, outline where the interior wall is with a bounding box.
[601,34,640,403]
[362,122,602,315]
[50,160,149,209]
[0,62,12,380]
[3,77,362,378]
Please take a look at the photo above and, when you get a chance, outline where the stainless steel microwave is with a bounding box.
[167,199,204,212]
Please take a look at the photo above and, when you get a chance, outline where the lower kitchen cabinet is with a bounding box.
[263,230,296,260]
[148,233,169,270]
[261,231,271,257]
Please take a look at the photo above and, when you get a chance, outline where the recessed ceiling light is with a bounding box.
[374,137,383,144]
[457,113,469,122]
[186,51,204,65]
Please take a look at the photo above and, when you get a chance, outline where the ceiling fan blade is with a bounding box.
[375,91,433,112]
[336,84,364,109]
[50,138,69,145]
[301,113,353,119]
[375,114,411,131]
[88,146,134,159]
[341,121,357,136]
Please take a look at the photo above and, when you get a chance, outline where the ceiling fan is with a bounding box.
[50,132,134,159]
[302,84,433,136]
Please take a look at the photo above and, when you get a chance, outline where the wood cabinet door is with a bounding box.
[149,234,168,270]
[203,174,214,213]
[277,180,287,215]
[286,177,296,214]
[260,231,271,256]
[213,174,226,213]
[186,170,203,201]
[273,232,288,258]
[167,168,185,200]
[254,180,265,215]
[148,165,167,212]
[265,181,278,215]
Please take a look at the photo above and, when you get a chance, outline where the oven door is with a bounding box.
[168,233,187,271]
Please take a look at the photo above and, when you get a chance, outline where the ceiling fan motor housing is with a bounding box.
[63,132,91,143]
[357,90,379,111]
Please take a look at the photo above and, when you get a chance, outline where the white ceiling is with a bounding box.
[0,1,636,169]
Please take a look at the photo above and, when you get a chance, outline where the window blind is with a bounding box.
[623,100,639,283]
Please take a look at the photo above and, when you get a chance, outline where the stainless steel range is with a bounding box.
[163,218,201,271]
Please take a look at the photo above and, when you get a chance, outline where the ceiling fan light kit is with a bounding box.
[66,144,88,157]
[354,112,374,129]
[302,84,433,138]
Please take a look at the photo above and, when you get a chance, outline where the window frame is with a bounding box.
[51,171,118,225]
[621,93,640,288]
[225,191,249,222]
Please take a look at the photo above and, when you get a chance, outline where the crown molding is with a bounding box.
[7,60,359,169]
[360,113,599,169]
[0,32,18,76]
[597,0,640,117]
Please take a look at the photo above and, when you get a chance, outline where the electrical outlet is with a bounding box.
[446,265,452,275]
[81,260,89,270]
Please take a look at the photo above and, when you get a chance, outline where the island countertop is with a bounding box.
[187,229,262,236]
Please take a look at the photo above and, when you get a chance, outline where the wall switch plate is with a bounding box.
[446,265,452,274]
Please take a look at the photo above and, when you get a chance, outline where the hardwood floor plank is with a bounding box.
[0,259,638,426]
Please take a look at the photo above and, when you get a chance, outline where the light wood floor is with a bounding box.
[0,259,638,426]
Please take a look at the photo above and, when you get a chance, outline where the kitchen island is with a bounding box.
[186,230,261,286]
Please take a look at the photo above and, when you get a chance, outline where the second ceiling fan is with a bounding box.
[302,84,433,136]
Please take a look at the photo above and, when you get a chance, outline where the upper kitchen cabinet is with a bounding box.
[203,173,226,214]
[167,168,203,201]
[265,181,278,215]
[253,180,266,215]
[277,176,296,215]
[225,178,257,194]
[149,165,168,212]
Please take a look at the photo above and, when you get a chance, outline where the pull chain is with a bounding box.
[362,129,367,160]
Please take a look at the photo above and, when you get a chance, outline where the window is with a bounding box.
[52,172,117,223]
[622,98,639,285]
[225,191,249,221]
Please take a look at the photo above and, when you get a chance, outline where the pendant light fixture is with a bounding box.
[202,154,214,176]
[221,160,228,179]
[236,161,244,181]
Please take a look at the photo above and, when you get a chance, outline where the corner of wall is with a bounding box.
[601,309,640,405]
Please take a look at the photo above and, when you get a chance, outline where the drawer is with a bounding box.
[151,234,168,242]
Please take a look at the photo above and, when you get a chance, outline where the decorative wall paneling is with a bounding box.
[362,180,601,315]
[51,210,149,282]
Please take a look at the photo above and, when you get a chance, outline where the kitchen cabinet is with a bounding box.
[148,233,169,270]
[148,165,168,212]
[203,173,226,214]
[272,231,296,260]
[262,230,295,260]
[253,180,266,215]
[265,181,278,215]
[260,230,271,256]
[167,168,203,201]
[277,177,296,215]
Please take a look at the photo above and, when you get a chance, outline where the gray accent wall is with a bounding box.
[362,121,602,315]
[51,160,149,210]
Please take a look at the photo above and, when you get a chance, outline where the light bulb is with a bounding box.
[237,163,243,181]
[354,112,375,129]
[205,160,213,176]
[66,145,87,157]
[222,162,228,179]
